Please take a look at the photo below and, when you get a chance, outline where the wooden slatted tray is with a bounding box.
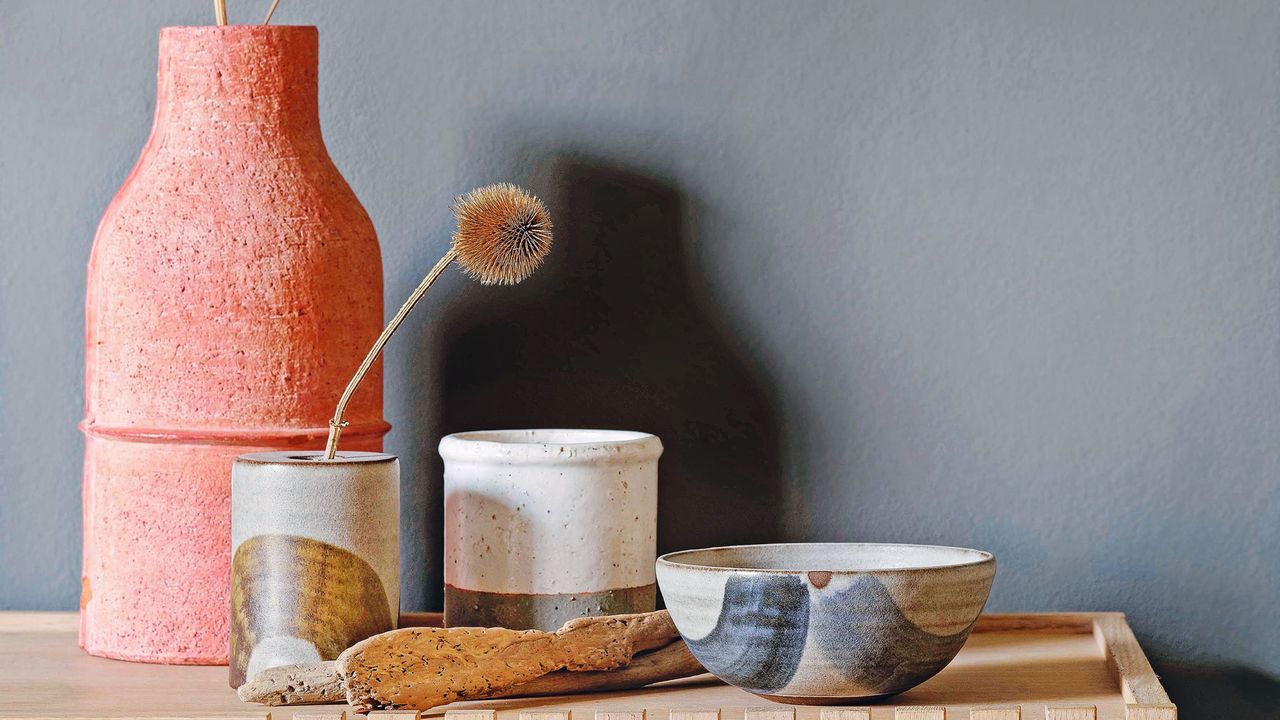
[0,612,1175,720]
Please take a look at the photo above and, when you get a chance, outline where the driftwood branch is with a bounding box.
[237,610,705,711]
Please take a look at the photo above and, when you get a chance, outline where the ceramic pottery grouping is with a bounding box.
[439,429,662,630]
[657,543,996,703]
[80,25,386,664]
[229,452,400,688]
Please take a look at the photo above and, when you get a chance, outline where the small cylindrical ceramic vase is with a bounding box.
[439,429,662,630]
[229,451,399,688]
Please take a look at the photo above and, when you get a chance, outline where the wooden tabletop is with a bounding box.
[0,613,1173,720]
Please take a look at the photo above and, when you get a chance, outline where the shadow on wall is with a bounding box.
[423,156,785,605]
[1157,662,1280,720]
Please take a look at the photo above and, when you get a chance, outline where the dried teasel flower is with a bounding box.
[321,184,553,459]
[452,183,554,286]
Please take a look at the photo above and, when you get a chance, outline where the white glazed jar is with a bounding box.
[439,429,662,630]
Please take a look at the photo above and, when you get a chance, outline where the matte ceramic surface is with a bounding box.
[79,26,386,664]
[440,429,661,629]
[656,543,995,702]
[229,451,399,687]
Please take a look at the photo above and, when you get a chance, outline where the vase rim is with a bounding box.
[159,25,318,39]
[236,450,397,466]
[161,24,317,30]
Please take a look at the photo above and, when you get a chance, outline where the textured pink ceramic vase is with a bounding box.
[81,26,388,664]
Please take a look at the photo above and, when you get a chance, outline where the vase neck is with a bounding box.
[153,26,322,142]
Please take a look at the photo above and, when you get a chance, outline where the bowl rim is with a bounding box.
[657,542,994,574]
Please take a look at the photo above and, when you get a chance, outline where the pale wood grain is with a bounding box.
[973,614,1102,634]
[594,712,643,720]
[1123,705,1176,720]
[0,612,78,633]
[969,708,1020,720]
[669,710,720,720]
[445,712,496,720]
[743,708,793,720]
[1045,708,1096,720]
[368,712,421,720]
[817,710,869,720]
[292,713,344,720]
[896,708,946,720]
[1091,616,1171,706]
[0,612,442,635]
[519,713,571,720]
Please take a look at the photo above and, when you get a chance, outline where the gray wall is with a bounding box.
[2,1,1277,714]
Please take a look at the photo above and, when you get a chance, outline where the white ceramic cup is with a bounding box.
[439,429,662,630]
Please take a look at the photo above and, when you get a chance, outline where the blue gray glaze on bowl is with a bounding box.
[656,543,995,703]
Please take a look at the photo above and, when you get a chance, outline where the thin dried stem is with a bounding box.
[263,0,282,25]
[214,0,228,25]
[323,248,459,459]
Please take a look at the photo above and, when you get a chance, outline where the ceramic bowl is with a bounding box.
[656,543,995,703]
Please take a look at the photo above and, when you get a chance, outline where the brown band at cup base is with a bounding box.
[443,583,657,632]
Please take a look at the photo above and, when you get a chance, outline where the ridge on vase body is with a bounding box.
[656,543,996,703]
[81,26,388,664]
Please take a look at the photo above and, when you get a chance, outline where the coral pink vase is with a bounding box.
[81,26,389,664]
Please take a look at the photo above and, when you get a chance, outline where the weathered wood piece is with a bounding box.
[341,611,683,711]
[238,610,702,712]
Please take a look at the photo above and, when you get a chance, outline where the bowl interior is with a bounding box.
[660,542,992,573]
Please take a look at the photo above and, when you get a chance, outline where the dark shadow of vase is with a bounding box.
[418,156,785,609]
[1156,661,1280,720]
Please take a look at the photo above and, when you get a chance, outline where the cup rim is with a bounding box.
[439,429,662,462]
[658,542,994,574]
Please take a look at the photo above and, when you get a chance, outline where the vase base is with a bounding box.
[80,639,228,666]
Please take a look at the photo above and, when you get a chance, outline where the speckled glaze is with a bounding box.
[439,429,661,630]
[79,26,386,664]
[656,543,995,703]
[229,451,400,688]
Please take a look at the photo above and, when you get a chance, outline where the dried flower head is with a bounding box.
[452,183,553,286]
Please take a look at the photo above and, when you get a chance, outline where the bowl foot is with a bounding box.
[755,693,897,706]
